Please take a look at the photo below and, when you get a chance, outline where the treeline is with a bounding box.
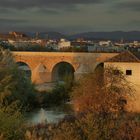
[0,42,56,52]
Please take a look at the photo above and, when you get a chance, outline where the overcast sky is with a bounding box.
[0,0,139,33]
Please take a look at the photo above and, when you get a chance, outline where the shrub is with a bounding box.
[0,101,25,140]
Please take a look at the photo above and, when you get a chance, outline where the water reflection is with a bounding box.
[26,108,66,124]
[26,105,73,125]
[40,108,47,123]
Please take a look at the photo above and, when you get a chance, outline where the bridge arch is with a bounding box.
[52,61,75,82]
[95,63,104,73]
[16,61,32,79]
[94,63,104,85]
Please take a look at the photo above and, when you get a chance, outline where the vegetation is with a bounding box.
[0,47,36,139]
[10,45,56,52]
[0,46,73,109]
[0,101,25,140]
[36,74,74,107]
[71,66,134,113]
[0,41,14,50]
[0,42,56,52]
[0,47,36,109]
[54,66,139,140]
[24,66,140,140]
[0,46,139,140]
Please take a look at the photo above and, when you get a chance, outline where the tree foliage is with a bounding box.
[0,101,25,140]
[0,47,36,108]
[71,66,134,114]
[0,47,36,139]
[23,66,140,140]
[50,66,139,140]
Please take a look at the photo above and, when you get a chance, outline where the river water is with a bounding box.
[25,104,73,125]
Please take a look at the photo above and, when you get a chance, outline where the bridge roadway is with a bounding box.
[12,52,118,84]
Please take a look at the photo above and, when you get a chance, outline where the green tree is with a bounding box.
[0,47,36,109]
[0,47,36,139]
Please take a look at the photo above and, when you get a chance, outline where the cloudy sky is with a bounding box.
[0,0,139,33]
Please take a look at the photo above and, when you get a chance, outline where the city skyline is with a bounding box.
[0,0,140,33]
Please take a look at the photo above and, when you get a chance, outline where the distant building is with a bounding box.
[104,51,140,112]
[88,43,125,52]
[8,39,31,48]
[58,38,71,49]
[0,33,15,41]
[9,31,28,38]
[99,40,112,46]
[0,32,29,41]
[88,44,98,52]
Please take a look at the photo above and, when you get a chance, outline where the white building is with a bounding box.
[58,38,71,49]
[99,40,112,46]
[8,39,31,47]
[104,51,140,112]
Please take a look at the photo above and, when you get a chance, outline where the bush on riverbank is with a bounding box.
[0,101,25,140]
[36,82,72,107]
[24,112,140,140]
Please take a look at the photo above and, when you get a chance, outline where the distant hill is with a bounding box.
[23,31,140,41]
[68,31,140,41]
[25,32,66,40]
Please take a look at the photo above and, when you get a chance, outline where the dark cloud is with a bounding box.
[0,7,61,16]
[128,20,140,26]
[0,18,29,32]
[34,8,61,15]
[115,1,140,11]
[0,8,13,14]
[0,0,139,32]
[0,18,27,24]
[0,0,103,9]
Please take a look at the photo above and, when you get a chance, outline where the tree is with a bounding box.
[69,66,137,140]
[0,47,36,139]
[71,66,134,114]
[0,47,36,109]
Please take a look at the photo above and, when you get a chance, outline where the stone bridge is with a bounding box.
[12,52,118,84]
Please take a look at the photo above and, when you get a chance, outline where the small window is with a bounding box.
[126,70,132,76]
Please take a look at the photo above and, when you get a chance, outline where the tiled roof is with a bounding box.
[105,51,140,62]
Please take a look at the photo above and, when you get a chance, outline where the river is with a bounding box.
[25,104,73,125]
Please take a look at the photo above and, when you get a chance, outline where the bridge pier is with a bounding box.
[32,71,52,84]
[74,72,85,81]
